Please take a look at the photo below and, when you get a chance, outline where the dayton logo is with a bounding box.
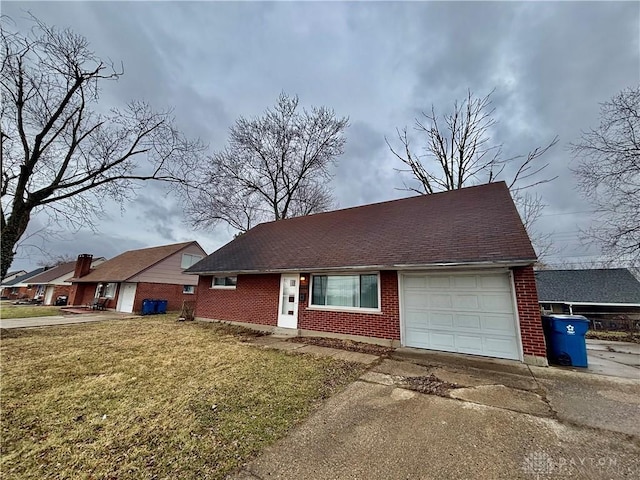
[566,325,575,335]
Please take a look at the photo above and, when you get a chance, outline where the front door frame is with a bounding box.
[277,274,300,329]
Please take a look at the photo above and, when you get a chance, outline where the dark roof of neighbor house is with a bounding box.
[1,267,48,286]
[187,182,536,275]
[26,261,77,284]
[72,241,201,283]
[535,269,640,305]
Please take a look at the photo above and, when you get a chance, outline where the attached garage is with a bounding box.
[401,271,521,360]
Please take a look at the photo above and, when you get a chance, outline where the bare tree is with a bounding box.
[387,89,558,259]
[572,85,640,265]
[0,16,204,279]
[184,93,348,232]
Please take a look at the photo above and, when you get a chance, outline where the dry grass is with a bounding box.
[586,330,640,343]
[1,316,365,479]
[0,305,62,319]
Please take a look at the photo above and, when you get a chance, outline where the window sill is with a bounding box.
[211,286,236,290]
[183,292,195,295]
[306,306,382,314]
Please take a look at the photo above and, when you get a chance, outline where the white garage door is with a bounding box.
[402,272,520,360]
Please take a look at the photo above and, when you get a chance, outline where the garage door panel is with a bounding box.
[456,335,485,354]
[454,276,478,288]
[429,332,456,351]
[430,312,454,328]
[456,313,482,330]
[405,291,429,308]
[404,276,427,288]
[480,293,513,313]
[430,294,453,309]
[484,337,519,360]
[454,294,480,310]
[403,272,519,360]
[482,314,515,332]
[480,275,511,289]
[427,276,451,288]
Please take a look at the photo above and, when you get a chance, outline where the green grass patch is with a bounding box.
[0,316,365,479]
[0,305,62,319]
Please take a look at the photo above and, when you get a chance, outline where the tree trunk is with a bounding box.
[1,207,31,280]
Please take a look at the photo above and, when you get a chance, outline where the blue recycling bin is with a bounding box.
[141,299,156,315]
[542,315,590,367]
[156,299,168,314]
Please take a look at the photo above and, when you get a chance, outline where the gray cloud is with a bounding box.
[4,1,638,271]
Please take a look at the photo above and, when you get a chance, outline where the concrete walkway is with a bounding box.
[249,335,380,364]
[0,312,138,329]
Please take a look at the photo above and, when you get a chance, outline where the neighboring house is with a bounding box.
[536,269,640,330]
[0,268,48,300]
[68,242,207,313]
[25,258,106,305]
[187,182,547,366]
[0,270,27,298]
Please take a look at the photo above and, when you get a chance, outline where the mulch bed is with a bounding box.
[398,374,461,397]
[289,336,395,356]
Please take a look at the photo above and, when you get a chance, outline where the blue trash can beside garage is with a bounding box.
[542,314,590,367]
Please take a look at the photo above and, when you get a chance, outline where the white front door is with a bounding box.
[117,283,137,313]
[277,274,300,329]
[44,286,55,305]
[402,272,520,360]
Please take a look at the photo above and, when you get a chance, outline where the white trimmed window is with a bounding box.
[96,282,117,298]
[183,285,195,294]
[181,253,203,269]
[310,273,380,311]
[212,276,237,289]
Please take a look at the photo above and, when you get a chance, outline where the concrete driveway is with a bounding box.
[231,350,640,480]
[0,312,137,329]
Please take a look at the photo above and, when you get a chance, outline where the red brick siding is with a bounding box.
[69,283,117,309]
[298,271,400,340]
[47,285,71,304]
[513,266,547,358]
[132,282,197,313]
[195,274,280,326]
[5,286,31,300]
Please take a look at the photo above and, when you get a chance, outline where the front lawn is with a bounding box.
[1,317,365,479]
[586,330,640,344]
[0,305,62,319]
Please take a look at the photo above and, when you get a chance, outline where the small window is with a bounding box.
[212,276,237,289]
[311,274,379,310]
[181,253,203,269]
[183,285,195,294]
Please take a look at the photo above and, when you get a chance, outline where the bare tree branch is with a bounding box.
[387,89,558,261]
[180,93,348,232]
[571,85,640,266]
[0,16,205,278]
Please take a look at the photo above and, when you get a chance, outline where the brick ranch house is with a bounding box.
[186,182,548,366]
[25,257,105,305]
[0,268,47,300]
[69,241,206,313]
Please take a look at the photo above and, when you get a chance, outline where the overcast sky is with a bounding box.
[4,1,639,273]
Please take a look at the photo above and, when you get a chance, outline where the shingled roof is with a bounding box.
[72,242,199,283]
[187,182,536,275]
[1,268,48,286]
[535,269,640,305]
[26,261,77,284]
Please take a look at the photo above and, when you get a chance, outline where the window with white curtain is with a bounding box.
[311,274,379,310]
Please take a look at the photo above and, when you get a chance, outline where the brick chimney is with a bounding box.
[74,254,93,279]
